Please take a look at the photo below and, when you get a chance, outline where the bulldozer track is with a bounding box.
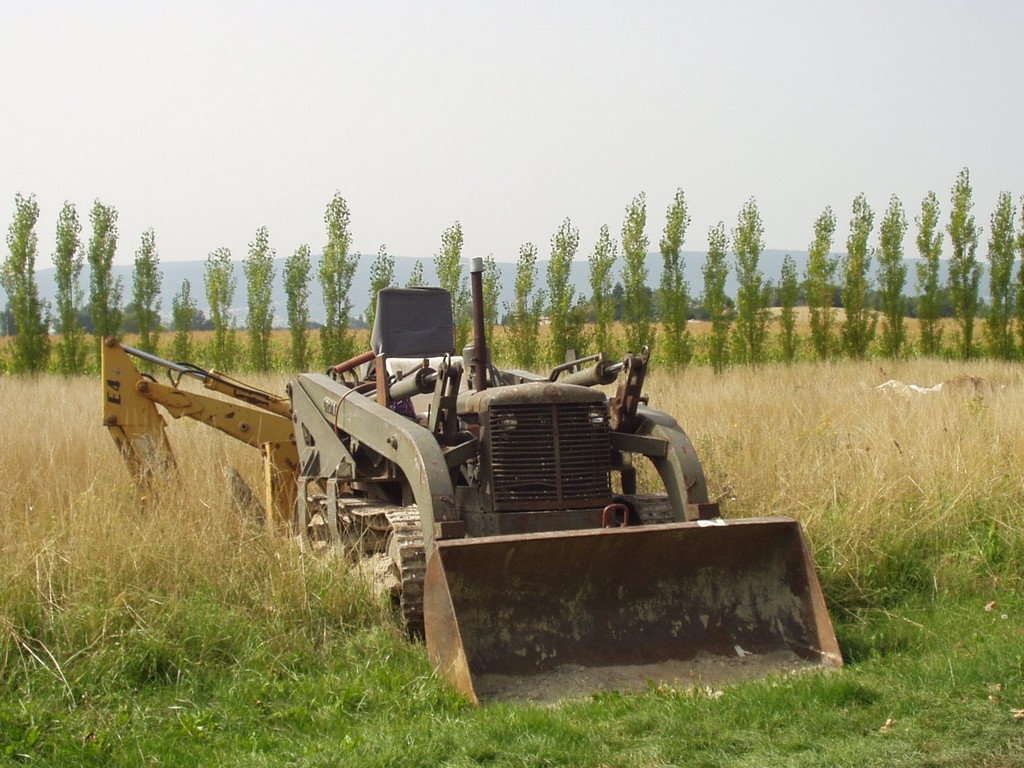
[383,506,426,637]
[304,494,426,635]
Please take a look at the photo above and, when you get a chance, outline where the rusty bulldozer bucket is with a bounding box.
[424,517,841,704]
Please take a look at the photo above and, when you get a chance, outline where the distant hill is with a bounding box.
[7,250,986,327]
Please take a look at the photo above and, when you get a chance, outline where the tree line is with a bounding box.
[3,169,1023,375]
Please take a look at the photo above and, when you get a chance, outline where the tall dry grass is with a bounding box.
[1,360,1021,686]
[0,374,388,691]
[643,359,1024,607]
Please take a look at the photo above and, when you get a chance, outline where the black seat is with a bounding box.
[370,288,455,358]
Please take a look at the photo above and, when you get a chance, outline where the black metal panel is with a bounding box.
[486,401,611,512]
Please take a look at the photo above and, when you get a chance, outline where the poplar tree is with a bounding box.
[659,189,692,367]
[547,218,586,364]
[406,260,426,288]
[1,193,49,372]
[915,191,944,356]
[588,224,617,356]
[244,226,275,371]
[778,254,799,363]
[877,195,908,358]
[840,194,877,359]
[482,254,501,343]
[132,228,162,355]
[805,206,838,360]
[205,247,237,370]
[434,222,469,349]
[319,192,358,366]
[947,168,981,359]
[53,201,86,373]
[702,222,731,374]
[731,198,769,365]
[171,279,197,361]
[984,191,1017,360]
[283,244,312,370]
[87,200,122,344]
[366,243,395,332]
[505,242,544,369]
[621,193,652,354]
[1017,197,1024,354]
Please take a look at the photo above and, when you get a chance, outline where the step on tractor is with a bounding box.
[102,257,841,703]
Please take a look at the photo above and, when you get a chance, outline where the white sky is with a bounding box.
[2,0,1022,266]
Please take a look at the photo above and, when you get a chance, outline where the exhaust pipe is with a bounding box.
[466,257,489,392]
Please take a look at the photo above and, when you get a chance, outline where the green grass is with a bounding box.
[2,573,1022,766]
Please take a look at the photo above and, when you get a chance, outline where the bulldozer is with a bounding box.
[102,257,841,703]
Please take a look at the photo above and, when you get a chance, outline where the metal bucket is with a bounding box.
[424,516,842,703]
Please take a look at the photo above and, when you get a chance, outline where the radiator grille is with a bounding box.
[487,401,610,511]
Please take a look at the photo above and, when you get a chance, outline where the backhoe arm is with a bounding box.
[101,337,298,526]
[102,338,179,480]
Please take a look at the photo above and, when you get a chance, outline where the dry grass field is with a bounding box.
[642,359,1024,606]
[1,358,1023,765]
[2,357,1021,634]
[0,370,389,699]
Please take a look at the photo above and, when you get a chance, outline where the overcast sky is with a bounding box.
[2,1,1021,267]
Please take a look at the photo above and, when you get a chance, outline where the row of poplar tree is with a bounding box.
[0,192,368,374]
[2,168,1023,376]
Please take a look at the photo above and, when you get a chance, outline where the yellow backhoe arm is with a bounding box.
[101,337,298,527]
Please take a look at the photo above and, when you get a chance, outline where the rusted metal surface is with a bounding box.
[609,348,649,432]
[332,350,375,377]
[469,257,490,392]
[424,516,841,704]
[458,507,607,536]
[466,382,613,515]
[486,399,611,512]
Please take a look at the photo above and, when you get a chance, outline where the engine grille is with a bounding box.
[487,401,611,511]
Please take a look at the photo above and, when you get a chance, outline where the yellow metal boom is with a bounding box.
[101,337,298,526]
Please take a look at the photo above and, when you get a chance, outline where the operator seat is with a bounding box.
[370,287,456,359]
